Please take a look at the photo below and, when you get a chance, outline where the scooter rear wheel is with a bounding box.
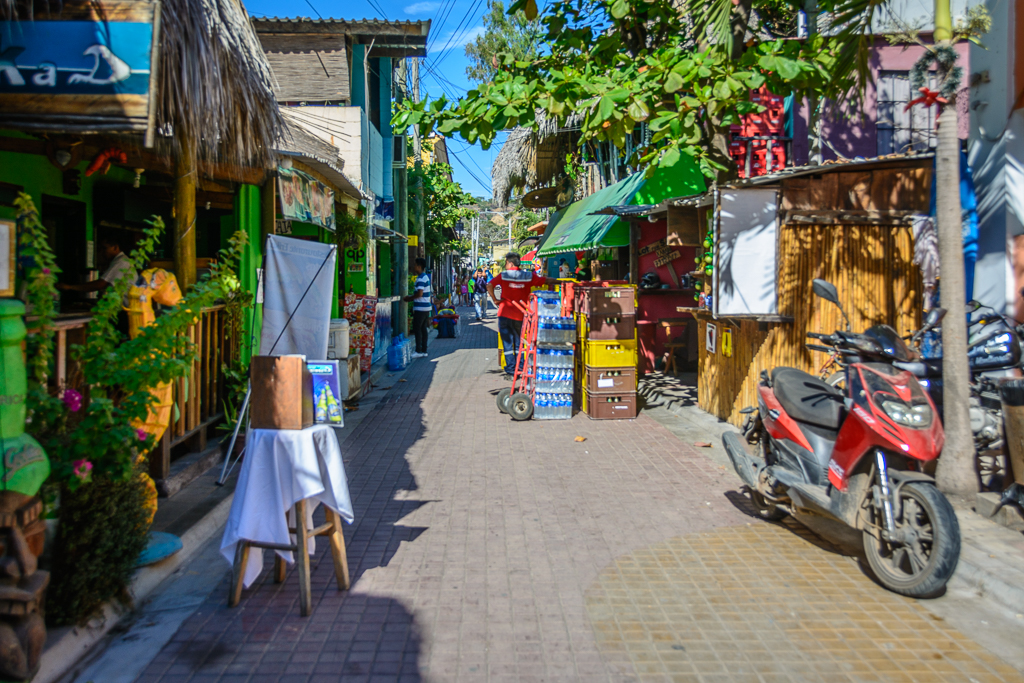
[863,482,960,598]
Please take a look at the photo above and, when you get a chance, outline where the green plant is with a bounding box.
[409,163,474,258]
[395,0,857,179]
[336,209,369,248]
[218,231,253,434]
[16,192,248,624]
[46,472,151,626]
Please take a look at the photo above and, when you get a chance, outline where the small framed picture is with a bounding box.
[705,323,717,355]
[0,219,14,298]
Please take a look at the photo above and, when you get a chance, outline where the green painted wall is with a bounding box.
[234,184,262,365]
[0,133,137,231]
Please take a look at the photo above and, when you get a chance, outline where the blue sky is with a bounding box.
[246,0,502,201]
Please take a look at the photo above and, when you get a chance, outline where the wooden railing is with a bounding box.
[30,306,235,483]
[152,303,234,481]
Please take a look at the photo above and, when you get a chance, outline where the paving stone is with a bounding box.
[140,308,1024,682]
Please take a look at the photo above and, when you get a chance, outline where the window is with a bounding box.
[876,70,938,155]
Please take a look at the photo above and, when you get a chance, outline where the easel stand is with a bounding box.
[229,498,350,616]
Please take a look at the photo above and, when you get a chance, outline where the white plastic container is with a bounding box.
[327,319,350,360]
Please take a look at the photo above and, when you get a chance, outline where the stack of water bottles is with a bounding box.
[533,292,575,420]
[387,334,415,371]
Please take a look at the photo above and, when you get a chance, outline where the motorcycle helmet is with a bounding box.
[640,271,661,289]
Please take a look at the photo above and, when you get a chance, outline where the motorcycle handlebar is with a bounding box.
[805,343,834,354]
[806,332,833,341]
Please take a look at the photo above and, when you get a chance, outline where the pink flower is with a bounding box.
[62,389,82,412]
[136,428,148,442]
[42,268,50,275]
[72,460,92,481]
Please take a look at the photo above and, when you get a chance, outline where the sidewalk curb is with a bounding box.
[36,491,235,683]
[947,505,1024,616]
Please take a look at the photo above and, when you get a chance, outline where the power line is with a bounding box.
[431,0,485,66]
[447,146,492,194]
[428,0,460,50]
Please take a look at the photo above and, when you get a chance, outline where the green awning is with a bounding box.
[536,155,706,257]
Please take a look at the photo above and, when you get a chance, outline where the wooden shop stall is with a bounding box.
[688,154,931,425]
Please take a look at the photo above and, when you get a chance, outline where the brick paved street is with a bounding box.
[134,312,1024,683]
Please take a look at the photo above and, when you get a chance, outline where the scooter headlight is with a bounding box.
[880,400,933,428]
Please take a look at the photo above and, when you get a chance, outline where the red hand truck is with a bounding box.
[496,297,539,420]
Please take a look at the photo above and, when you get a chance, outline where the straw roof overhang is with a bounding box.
[0,0,286,168]
[252,17,431,57]
[277,123,367,200]
[491,112,582,209]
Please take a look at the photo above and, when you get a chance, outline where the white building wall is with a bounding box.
[969,0,1022,314]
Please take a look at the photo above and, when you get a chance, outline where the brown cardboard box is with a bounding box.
[250,355,314,430]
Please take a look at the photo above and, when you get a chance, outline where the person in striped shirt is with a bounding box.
[403,258,432,358]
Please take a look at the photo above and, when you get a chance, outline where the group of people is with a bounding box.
[452,268,498,321]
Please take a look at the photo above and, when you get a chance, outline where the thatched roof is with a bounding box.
[491,112,582,209]
[157,0,285,167]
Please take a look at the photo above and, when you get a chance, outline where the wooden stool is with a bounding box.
[228,498,350,616]
[664,342,687,375]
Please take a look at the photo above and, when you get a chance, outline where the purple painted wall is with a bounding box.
[791,38,970,165]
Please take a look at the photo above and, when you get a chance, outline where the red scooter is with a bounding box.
[723,279,960,598]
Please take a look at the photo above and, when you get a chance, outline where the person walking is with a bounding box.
[460,275,469,307]
[487,252,559,377]
[404,258,432,358]
[473,269,488,320]
[467,272,476,312]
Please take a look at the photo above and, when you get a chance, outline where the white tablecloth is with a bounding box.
[220,424,354,588]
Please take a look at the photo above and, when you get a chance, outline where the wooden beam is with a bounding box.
[174,143,197,291]
[0,135,265,185]
[262,173,277,243]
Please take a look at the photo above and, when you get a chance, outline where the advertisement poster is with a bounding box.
[277,166,335,230]
[344,293,378,375]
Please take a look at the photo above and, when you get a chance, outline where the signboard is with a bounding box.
[278,166,335,230]
[639,238,666,256]
[653,250,681,268]
[722,327,733,357]
[0,2,160,135]
[705,323,717,354]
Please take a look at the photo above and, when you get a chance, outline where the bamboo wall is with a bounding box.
[698,222,922,425]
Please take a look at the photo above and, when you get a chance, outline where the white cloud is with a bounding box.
[404,1,440,13]
[436,25,485,51]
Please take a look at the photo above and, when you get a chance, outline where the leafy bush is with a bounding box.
[14,192,250,624]
[45,474,150,626]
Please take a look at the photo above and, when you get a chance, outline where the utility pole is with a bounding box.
[411,58,422,159]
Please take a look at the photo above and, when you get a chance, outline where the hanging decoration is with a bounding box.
[905,46,962,117]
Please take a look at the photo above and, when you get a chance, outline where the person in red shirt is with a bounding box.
[487,252,560,376]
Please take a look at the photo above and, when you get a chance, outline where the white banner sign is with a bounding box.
[260,235,337,360]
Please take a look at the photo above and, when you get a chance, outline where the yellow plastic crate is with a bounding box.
[583,339,638,368]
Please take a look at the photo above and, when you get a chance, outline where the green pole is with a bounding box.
[0,300,49,496]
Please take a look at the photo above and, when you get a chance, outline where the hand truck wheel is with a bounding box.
[496,387,512,414]
[508,392,534,421]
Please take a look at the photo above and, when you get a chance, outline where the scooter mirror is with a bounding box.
[968,300,982,312]
[926,307,947,327]
[812,279,840,304]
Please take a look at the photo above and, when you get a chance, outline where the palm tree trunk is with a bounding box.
[932,81,978,495]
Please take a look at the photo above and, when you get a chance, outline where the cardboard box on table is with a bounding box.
[250,355,314,430]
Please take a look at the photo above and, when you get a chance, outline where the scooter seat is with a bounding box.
[771,368,844,430]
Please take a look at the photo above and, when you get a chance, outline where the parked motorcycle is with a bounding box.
[814,299,1024,488]
[724,278,960,598]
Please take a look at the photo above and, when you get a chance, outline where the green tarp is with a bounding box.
[536,156,706,257]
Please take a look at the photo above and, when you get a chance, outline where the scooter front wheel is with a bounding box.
[863,482,960,598]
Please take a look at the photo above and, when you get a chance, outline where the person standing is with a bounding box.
[558,258,571,279]
[404,258,432,358]
[487,252,559,376]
